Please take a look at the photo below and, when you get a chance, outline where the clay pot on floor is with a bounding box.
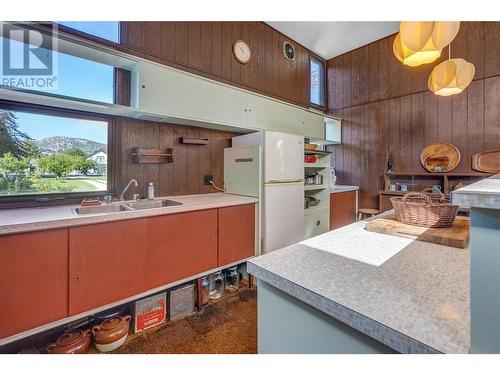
[47,329,92,354]
[92,315,131,353]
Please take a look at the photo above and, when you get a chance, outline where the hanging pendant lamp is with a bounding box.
[393,21,460,67]
[428,45,475,96]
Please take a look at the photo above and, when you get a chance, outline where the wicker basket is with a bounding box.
[390,190,459,228]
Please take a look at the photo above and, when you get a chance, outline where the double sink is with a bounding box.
[74,199,183,215]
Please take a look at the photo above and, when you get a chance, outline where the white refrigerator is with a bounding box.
[228,131,304,254]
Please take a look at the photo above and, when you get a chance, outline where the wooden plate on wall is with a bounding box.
[420,143,461,172]
[472,149,500,173]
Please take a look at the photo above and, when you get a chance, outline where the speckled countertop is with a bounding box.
[248,213,470,354]
[452,173,500,209]
[330,185,359,193]
[0,193,258,235]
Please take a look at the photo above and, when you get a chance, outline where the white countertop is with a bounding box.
[452,174,500,209]
[0,193,258,235]
[330,185,359,193]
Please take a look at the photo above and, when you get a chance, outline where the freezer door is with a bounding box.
[264,132,303,183]
[263,182,304,253]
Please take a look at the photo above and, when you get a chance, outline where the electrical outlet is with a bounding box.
[204,175,213,185]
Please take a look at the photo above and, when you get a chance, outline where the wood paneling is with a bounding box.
[120,22,312,108]
[326,22,500,209]
[0,229,69,339]
[114,118,237,199]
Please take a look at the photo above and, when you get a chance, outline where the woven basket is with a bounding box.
[390,190,459,228]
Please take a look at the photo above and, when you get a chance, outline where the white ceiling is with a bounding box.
[266,22,400,60]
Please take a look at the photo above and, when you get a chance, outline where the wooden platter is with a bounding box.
[420,143,461,173]
[472,149,500,173]
[365,214,469,249]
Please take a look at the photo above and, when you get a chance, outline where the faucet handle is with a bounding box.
[132,193,141,201]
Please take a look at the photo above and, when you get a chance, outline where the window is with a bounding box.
[57,22,120,43]
[310,56,325,108]
[0,107,110,197]
[0,34,116,103]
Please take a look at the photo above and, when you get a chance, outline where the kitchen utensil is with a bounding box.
[92,315,131,353]
[169,282,196,321]
[330,168,337,186]
[209,271,224,300]
[400,183,409,192]
[424,156,450,173]
[47,329,92,354]
[306,196,320,207]
[225,266,240,293]
[472,149,500,173]
[305,175,315,185]
[389,183,397,191]
[304,143,318,151]
[390,190,459,228]
[365,214,469,249]
[420,143,461,172]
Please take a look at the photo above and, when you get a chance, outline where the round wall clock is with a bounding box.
[233,40,252,64]
[283,41,295,61]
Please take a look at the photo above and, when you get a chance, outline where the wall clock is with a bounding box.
[233,40,252,64]
[283,41,295,61]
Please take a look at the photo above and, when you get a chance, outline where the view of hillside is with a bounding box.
[36,136,106,156]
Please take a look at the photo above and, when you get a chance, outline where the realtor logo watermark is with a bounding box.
[0,22,58,90]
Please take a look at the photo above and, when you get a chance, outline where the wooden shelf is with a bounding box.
[304,204,328,215]
[378,190,406,196]
[305,163,329,168]
[304,149,331,156]
[386,171,491,177]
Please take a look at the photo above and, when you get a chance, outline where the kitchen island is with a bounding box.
[248,212,469,354]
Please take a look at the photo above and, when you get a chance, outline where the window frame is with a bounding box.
[309,53,327,111]
[55,21,122,47]
[0,100,116,208]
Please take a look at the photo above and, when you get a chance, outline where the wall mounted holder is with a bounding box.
[131,147,173,164]
[179,137,209,145]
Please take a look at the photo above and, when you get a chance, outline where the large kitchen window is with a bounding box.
[0,107,110,197]
[57,22,120,43]
[310,55,325,108]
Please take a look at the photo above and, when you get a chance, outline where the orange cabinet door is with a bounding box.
[0,229,69,339]
[69,218,149,316]
[330,191,357,230]
[218,204,256,266]
[145,209,218,289]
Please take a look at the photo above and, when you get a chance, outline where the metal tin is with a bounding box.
[133,292,167,333]
[168,283,196,321]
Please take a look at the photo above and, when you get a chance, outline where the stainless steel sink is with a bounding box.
[74,199,182,215]
[74,203,134,215]
[126,199,183,210]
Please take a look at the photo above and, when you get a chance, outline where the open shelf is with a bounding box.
[305,184,328,191]
[305,162,329,169]
[304,149,332,156]
[304,204,329,215]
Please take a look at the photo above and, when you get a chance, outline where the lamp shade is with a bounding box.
[393,21,460,67]
[428,58,475,96]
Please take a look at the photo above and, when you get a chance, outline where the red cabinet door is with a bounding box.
[330,191,357,230]
[69,218,149,316]
[218,204,256,266]
[145,209,218,288]
[0,229,69,339]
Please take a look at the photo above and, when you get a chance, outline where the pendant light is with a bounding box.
[428,45,475,96]
[393,21,460,67]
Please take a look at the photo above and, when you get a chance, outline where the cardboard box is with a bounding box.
[133,292,167,333]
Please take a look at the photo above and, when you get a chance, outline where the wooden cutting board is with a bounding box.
[365,215,469,249]
[472,149,500,173]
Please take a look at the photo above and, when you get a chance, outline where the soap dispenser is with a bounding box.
[147,182,155,200]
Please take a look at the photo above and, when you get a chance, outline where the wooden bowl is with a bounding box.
[420,143,461,172]
[304,144,318,151]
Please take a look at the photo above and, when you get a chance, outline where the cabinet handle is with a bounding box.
[316,220,321,226]
[73,275,80,282]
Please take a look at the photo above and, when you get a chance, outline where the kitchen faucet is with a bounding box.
[120,179,138,201]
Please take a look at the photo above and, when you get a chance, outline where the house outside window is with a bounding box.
[310,55,326,108]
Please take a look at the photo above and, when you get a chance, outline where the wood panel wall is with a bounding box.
[114,118,238,198]
[326,22,500,209]
[120,22,311,108]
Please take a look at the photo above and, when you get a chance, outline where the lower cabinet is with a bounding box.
[0,229,69,339]
[218,204,256,265]
[145,209,218,288]
[305,209,329,239]
[69,218,150,316]
[330,191,357,230]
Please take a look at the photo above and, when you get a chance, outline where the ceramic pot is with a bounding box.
[47,329,91,354]
[92,315,131,352]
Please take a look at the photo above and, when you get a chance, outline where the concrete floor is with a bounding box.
[112,287,257,354]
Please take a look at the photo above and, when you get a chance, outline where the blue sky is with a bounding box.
[2,22,119,144]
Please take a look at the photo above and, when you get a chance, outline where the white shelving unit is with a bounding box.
[304,149,331,239]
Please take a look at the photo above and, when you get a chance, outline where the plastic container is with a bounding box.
[148,182,154,200]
